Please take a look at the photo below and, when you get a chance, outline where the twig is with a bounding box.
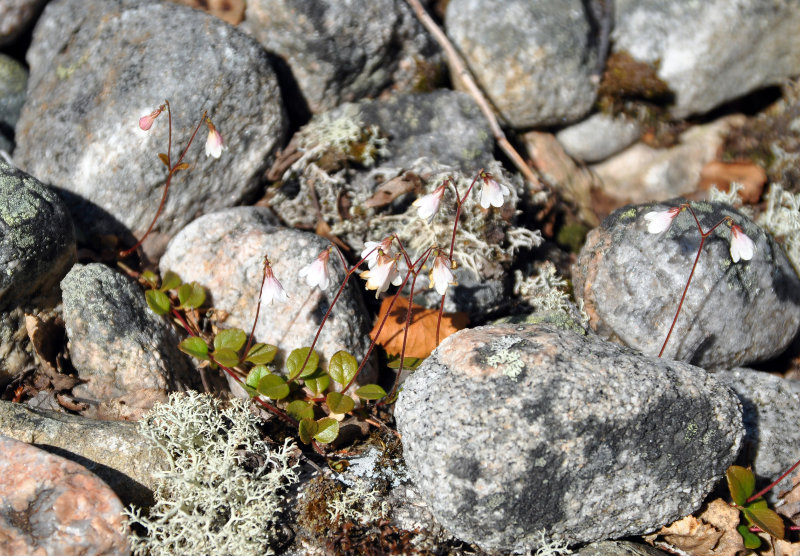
[405,0,542,191]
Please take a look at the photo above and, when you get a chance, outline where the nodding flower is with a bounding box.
[428,252,457,296]
[359,250,402,298]
[361,237,395,269]
[413,183,447,223]
[138,105,165,131]
[729,224,754,263]
[204,118,224,159]
[479,171,510,209]
[643,206,682,234]
[299,248,332,291]
[261,258,288,305]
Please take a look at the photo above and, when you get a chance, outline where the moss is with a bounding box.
[556,222,588,253]
[597,51,673,109]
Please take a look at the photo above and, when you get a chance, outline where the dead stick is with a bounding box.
[405,0,542,191]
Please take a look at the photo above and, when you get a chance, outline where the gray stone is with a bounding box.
[14,0,287,256]
[445,0,598,128]
[0,54,27,135]
[395,323,743,551]
[61,263,195,420]
[613,0,800,118]
[243,0,442,115]
[159,207,375,381]
[556,112,642,163]
[0,435,131,555]
[0,400,159,508]
[573,201,800,369]
[578,540,669,556]
[0,161,76,384]
[715,368,800,501]
[0,0,47,46]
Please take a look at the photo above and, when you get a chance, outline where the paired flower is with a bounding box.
[360,250,402,298]
[428,252,457,296]
[299,248,332,290]
[261,258,288,305]
[729,224,754,263]
[138,105,165,131]
[361,237,395,269]
[205,118,225,159]
[413,183,446,223]
[479,171,510,209]
[643,206,682,234]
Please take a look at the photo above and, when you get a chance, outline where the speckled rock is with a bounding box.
[578,540,669,556]
[395,323,743,551]
[0,0,47,46]
[0,54,27,147]
[0,434,131,554]
[556,112,642,163]
[14,0,287,257]
[243,0,442,116]
[613,0,800,118]
[60,263,195,420]
[716,368,800,501]
[0,161,76,384]
[445,0,598,127]
[159,207,375,383]
[573,201,800,369]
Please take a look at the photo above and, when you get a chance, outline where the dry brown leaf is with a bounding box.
[362,172,421,209]
[645,499,744,556]
[777,474,800,526]
[25,314,79,391]
[699,160,767,204]
[369,295,468,359]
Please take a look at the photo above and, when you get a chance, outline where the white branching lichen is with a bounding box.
[486,335,526,380]
[123,392,299,556]
[758,183,800,274]
[326,477,388,525]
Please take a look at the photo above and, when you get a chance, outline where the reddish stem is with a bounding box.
[747,456,800,503]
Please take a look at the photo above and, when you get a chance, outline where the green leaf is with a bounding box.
[314,418,339,444]
[245,365,271,390]
[387,356,423,370]
[737,524,762,549]
[304,372,330,395]
[328,350,358,385]
[298,418,317,444]
[727,465,755,507]
[179,337,209,360]
[286,347,319,381]
[743,500,785,540]
[245,343,278,365]
[326,392,354,414]
[212,347,240,368]
[354,384,387,401]
[214,328,247,352]
[141,270,159,289]
[160,270,182,291]
[146,289,171,315]
[257,374,289,400]
[286,400,315,422]
[178,282,206,309]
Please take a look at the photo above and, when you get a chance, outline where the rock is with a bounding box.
[0,435,131,554]
[0,161,76,384]
[612,0,800,118]
[60,263,195,420]
[0,0,47,46]
[578,540,669,556]
[14,0,287,257]
[395,323,743,551]
[573,200,800,369]
[243,0,442,116]
[591,116,743,206]
[715,368,800,500]
[0,54,27,145]
[556,112,642,163]
[159,207,375,379]
[445,0,598,128]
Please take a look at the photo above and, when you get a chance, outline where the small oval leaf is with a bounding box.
[727,465,755,507]
[304,373,330,395]
[286,347,319,381]
[298,418,317,444]
[158,153,169,166]
[354,384,387,401]
[178,336,209,360]
[287,400,315,422]
[258,373,289,400]
[178,282,206,309]
[325,392,354,414]
[328,350,358,385]
[737,524,761,549]
[744,501,785,540]
[314,418,339,444]
[245,343,278,365]
[174,162,190,171]
[214,328,247,352]
[145,289,171,315]
[141,270,159,288]
[245,365,270,390]
[160,270,182,291]
[212,347,240,368]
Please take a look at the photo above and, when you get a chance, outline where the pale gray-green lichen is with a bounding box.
[486,335,526,380]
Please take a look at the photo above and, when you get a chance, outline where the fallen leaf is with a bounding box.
[369,295,468,359]
[25,314,79,391]
[699,160,767,204]
[363,172,421,209]
[645,499,744,556]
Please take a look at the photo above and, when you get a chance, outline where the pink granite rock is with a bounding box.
[0,435,130,555]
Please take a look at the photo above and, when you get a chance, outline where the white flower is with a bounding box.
[730,224,754,263]
[412,184,446,223]
[361,237,394,269]
[261,263,288,304]
[299,249,331,290]
[205,120,224,158]
[428,253,456,296]
[479,173,510,209]
[643,207,681,234]
[360,252,402,298]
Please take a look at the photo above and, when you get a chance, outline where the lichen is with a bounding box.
[758,182,800,275]
[123,392,299,556]
[486,335,526,380]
